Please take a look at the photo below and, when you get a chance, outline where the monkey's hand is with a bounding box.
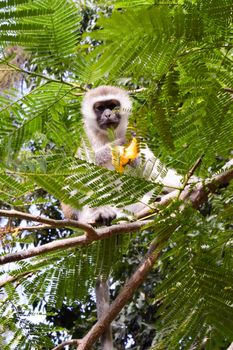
[112,137,139,173]
[62,203,118,226]
[88,206,117,226]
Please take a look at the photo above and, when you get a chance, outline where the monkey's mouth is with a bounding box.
[99,120,119,130]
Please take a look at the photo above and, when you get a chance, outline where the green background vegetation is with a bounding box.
[0,1,232,349]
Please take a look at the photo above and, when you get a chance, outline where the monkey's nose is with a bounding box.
[104,109,112,118]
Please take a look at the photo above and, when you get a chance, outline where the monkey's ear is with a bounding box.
[111,137,139,173]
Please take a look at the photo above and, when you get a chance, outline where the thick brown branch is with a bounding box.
[180,166,233,207]
[77,237,165,350]
[137,166,233,218]
[0,221,149,265]
[207,167,233,190]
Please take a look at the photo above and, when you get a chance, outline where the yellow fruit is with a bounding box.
[111,137,139,173]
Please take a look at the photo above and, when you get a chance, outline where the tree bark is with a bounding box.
[77,238,164,350]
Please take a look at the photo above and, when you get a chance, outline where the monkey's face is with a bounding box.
[94,99,121,130]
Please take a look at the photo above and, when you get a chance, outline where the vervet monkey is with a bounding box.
[62,86,131,225]
[61,85,184,225]
[62,86,134,350]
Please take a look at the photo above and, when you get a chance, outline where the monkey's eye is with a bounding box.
[95,105,105,112]
[111,104,120,112]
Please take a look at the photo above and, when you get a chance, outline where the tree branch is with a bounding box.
[224,87,233,94]
[129,87,146,94]
[0,271,33,288]
[0,221,149,265]
[0,224,54,235]
[137,165,233,218]
[0,59,86,91]
[0,209,97,238]
[1,166,232,266]
[77,236,166,350]
[52,339,80,350]
[76,165,233,350]
[180,166,233,207]
[0,165,232,348]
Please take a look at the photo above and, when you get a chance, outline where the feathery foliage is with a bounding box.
[0,0,232,348]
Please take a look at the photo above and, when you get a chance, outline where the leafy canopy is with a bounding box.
[0,0,232,349]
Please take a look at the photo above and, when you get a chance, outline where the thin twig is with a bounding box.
[52,339,80,350]
[224,87,233,93]
[0,209,97,238]
[0,59,86,91]
[0,224,54,234]
[129,87,146,94]
[182,155,203,188]
[0,271,33,288]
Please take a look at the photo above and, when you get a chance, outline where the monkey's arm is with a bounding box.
[61,203,79,220]
[61,202,121,225]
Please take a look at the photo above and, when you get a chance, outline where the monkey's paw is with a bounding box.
[88,206,117,226]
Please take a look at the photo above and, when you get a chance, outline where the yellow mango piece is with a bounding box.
[122,137,139,164]
[112,137,139,173]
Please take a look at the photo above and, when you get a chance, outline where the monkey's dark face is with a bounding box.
[94,99,121,130]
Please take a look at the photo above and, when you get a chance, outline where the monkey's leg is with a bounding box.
[95,278,113,350]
